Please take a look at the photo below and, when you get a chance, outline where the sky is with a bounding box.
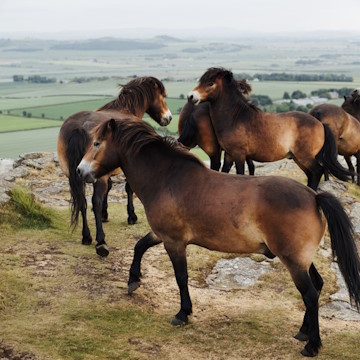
[1,0,360,39]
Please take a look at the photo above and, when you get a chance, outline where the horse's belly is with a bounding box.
[191,223,266,255]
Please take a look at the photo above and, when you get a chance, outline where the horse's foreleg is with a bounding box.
[221,152,233,173]
[235,160,245,175]
[92,177,109,257]
[128,232,162,294]
[209,148,221,171]
[344,155,355,183]
[101,177,112,222]
[164,242,192,326]
[126,181,138,225]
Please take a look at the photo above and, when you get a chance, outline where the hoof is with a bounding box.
[300,348,317,357]
[96,243,109,257]
[128,281,140,295]
[127,215,138,225]
[294,331,309,342]
[170,317,187,326]
[82,236,93,245]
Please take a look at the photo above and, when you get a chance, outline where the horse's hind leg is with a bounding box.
[288,265,321,357]
[295,263,323,343]
[101,177,112,222]
[246,158,255,176]
[128,232,162,294]
[355,152,360,186]
[92,177,109,257]
[80,205,92,245]
[344,155,355,183]
[210,149,221,171]
[308,164,323,191]
[126,181,138,225]
[164,241,192,326]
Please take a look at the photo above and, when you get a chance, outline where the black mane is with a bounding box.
[95,119,205,167]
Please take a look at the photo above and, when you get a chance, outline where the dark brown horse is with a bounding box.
[57,77,172,256]
[178,79,254,174]
[77,118,360,357]
[310,92,360,185]
[187,68,351,190]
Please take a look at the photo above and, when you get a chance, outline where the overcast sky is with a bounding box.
[1,0,360,39]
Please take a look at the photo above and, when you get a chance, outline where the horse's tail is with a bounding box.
[316,192,360,310]
[317,124,352,181]
[66,128,91,228]
[177,102,200,148]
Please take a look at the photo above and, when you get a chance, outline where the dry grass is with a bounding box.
[0,193,360,359]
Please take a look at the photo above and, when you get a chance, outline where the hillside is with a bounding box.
[0,153,360,359]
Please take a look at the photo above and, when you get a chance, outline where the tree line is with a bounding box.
[13,75,56,83]
[235,72,353,82]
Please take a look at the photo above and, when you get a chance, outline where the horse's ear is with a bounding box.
[224,71,233,83]
[108,118,117,133]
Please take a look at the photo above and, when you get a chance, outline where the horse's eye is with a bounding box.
[94,141,100,147]
[209,82,214,87]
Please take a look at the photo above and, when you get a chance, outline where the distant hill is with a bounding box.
[50,38,166,51]
[154,35,185,43]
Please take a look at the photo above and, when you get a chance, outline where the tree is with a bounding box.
[283,91,290,99]
[291,90,307,99]
[179,94,185,99]
[23,111,27,117]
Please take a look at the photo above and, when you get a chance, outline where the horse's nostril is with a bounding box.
[76,167,81,177]
[188,94,193,101]
[169,115,172,121]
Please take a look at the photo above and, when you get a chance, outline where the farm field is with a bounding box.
[0,114,62,133]
[0,35,360,158]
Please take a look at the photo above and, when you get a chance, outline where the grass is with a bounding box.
[0,114,63,133]
[0,190,359,359]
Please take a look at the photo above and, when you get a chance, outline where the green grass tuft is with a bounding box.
[8,186,54,229]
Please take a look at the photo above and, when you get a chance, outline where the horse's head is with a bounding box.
[77,119,119,183]
[342,88,360,117]
[187,67,241,105]
[131,76,172,126]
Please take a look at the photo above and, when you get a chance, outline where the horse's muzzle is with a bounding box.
[77,161,96,183]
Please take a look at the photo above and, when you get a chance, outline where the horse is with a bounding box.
[57,76,172,257]
[178,79,254,174]
[342,89,360,120]
[187,67,351,190]
[76,118,360,357]
[309,93,360,185]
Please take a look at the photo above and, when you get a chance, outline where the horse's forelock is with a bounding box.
[199,67,233,85]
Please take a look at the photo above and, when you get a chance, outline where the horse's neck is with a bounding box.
[120,147,170,204]
[102,98,147,118]
[209,93,250,134]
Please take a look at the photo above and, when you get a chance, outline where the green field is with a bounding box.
[0,114,62,133]
[0,35,359,158]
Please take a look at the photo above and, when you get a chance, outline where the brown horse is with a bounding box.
[77,118,360,357]
[187,67,351,190]
[57,76,172,256]
[178,79,254,174]
[310,93,360,185]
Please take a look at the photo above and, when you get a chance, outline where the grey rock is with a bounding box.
[206,257,274,290]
